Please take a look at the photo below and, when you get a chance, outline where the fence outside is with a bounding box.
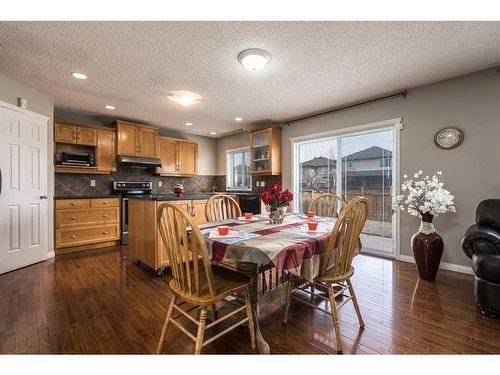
[299,188,393,222]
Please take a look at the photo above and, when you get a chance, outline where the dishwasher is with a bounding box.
[237,194,261,214]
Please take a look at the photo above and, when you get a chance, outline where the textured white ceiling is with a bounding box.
[0,21,498,137]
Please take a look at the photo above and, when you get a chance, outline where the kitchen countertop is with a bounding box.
[54,195,119,199]
[55,192,259,200]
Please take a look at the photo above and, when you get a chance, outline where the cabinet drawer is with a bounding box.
[56,199,91,210]
[56,207,120,228]
[90,198,120,208]
[56,224,120,248]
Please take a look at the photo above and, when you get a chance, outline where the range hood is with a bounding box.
[117,155,161,168]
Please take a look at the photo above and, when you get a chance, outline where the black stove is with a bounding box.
[113,181,153,244]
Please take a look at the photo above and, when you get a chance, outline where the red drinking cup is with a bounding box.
[217,226,229,236]
[307,221,319,231]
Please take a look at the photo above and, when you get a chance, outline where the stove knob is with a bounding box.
[142,183,147,187]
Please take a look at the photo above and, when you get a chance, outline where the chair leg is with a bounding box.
[347,279,365,328]
[327,286,343,354]
[244,289,256,349]
[310,283,315,303]
[282,275,294,324]
[156,296,176,354]
[194,307,207,354]
[211,304,218,321]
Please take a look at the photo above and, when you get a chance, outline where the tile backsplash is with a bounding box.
[55,167,282,197]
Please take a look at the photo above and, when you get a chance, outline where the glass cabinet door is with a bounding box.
[251,130,270,173]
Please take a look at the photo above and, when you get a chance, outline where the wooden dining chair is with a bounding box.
[283,196,369,353]
[308,193,363,255]
[205,194,242,222]
[156,203,255,354]
[307,193,346,218]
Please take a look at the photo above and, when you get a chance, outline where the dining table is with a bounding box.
[198,212,337,354]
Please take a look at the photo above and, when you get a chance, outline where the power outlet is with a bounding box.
[90,179,96,187]
[158,181,163,187]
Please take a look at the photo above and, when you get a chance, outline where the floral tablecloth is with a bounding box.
[198,214,336,281]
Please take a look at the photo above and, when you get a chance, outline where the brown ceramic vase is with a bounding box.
[411,213,444,281]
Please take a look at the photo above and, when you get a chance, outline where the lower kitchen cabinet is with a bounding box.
[55,198,120,253]
[128,198,208,272]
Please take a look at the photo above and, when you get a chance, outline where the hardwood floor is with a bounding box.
[1,246,499,354]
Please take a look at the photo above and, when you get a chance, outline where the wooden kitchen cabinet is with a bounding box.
[54,122,76,143]
[77,126,98,146]
[55,197,120,254]
[54,122,97,146]
[156,137,178,174]
[115,120,158,158]
[178,141,198,175]
[96,128,117,172]
[249,126,281,175]
[128,198,208,272]
[156,137,198,176]
[192,200,208,224]
[138,127,158,157]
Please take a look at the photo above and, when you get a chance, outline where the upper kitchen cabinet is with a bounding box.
[249,126,281,175]
[55,122,97,146]
[96,128,117,173]
[114,120,158,158]
[156,137,178,175]
[156,137,198,176]
[178,141,198,175]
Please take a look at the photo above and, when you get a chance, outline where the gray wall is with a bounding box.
[55,109,218,175]
[0,72,55,254]
[280,68,500,267]
[216,132,249,175]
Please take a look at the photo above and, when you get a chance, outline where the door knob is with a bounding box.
[40,195,48,200]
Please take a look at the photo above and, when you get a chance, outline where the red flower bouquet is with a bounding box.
[260,182,293,209]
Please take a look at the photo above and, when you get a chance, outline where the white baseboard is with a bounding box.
[47,251,55,259]
[397,254,473,275]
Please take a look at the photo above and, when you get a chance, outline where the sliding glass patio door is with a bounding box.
[294,126,396,256]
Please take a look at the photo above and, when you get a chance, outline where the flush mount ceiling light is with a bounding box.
[234,117,243,121]
[238,48,270,72]
[185,122,193,126]
[71,72,88,80]
[168,90,202,106]
[210,131,217,135]
[104,105,115,110]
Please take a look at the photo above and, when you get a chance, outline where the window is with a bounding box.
[226,148,251,191]
[293,125,397,256]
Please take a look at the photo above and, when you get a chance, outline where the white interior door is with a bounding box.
[0,103,49,274]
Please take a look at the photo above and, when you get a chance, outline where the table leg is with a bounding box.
[236,262,270,354]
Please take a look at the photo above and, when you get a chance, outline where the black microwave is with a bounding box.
[58,152,95,166]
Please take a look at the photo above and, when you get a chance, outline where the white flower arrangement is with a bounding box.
[394,170,456,217]
[174,183,184,190]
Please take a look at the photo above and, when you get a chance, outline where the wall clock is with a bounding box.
[434,127,464,149]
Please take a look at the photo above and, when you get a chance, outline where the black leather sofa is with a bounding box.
[462,199,500,318]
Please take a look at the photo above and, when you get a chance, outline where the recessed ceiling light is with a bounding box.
[104,105,115,110]
[238,48,270,72]
[234,117,243,121]
[168,90,202,106]
[210,131,217,135]
[71,72,88,80]
[185,122,192,126]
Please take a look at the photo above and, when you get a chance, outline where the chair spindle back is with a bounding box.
[320,196,369,278]
[307,193,346,218]
[157,203,215,297]
[205,194,242,222]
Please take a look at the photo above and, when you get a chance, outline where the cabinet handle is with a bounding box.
[70,202,76,206]
[102,214,108,217]
[71,235,76,239]
[102,231,108,235]
[103,201,108,204]
[71,216,76,220]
